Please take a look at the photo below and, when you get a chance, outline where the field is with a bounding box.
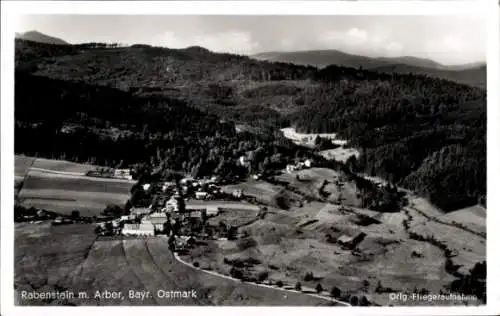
[15,155,100,177]
[15,223,335,306]
[15,155,135,216]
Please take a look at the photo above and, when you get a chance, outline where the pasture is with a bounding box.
[438,205,486,235]
[15,223,333,306]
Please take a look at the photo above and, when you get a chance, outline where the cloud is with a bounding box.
[317,27,403,57]
[159,30,259,54]
[385,42,403,55]
[346,27,368,42]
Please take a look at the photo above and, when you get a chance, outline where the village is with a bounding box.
[91,158,318,252]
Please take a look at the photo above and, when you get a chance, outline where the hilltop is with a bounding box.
[15,30,68,45]
[252,50,486,88]
[15,39,486,212]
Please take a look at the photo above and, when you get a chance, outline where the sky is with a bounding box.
[15,15,486,65]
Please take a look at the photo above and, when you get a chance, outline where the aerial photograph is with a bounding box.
[13,15,486,307]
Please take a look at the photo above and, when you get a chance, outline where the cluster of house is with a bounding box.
[159,176,224,201]
[113,168,133,180]
[115,197,221,237]
[87,167,134,180]
[285,159,312,173]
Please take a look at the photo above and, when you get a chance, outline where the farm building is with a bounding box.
[120,214,137,221]
[142,217,169,233]
[185,205,219,216]
[122,223,155,236]
[195,191,209,200]
[286,164,297,173]
[337,233,367,249]
[114,168,133,180]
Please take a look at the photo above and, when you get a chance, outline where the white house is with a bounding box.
[304,159,312,168]
[142,217,169,233]
[120,214,137,221]
[195,191,208,200]
[122,223,155,236]
[166,196,179,212]
[114,168,133,180]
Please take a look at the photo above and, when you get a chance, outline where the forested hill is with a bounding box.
[15,39,486,211]
[252,50,486,88]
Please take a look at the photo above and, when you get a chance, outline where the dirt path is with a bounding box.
[173,253,351,306]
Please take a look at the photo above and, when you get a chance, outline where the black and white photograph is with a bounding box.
[1,1,498,315]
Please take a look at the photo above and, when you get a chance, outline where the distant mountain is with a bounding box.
[252,50,486,88]
[15,31,68,45]
[371,63,486,88]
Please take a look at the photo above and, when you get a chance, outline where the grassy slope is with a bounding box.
[15,223,333,306]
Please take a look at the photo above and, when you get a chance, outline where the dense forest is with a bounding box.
[14,39,486,211]
[15,71,312,182]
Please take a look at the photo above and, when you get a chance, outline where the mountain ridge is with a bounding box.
[252,49,486,87]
